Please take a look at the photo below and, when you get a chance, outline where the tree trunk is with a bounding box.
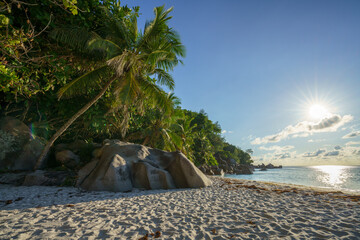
[33,78,116,170]
[142,136,150,146]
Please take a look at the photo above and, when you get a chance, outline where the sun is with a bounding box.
[308,104,329,120]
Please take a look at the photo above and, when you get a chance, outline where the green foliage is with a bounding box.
[1,0,253,170]
[218,143,253,165]
[0,14,9,27]
[62,0,78,15]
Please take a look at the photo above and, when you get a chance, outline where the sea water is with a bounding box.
[225,165,360,193]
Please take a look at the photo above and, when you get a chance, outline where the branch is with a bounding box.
[33,14,52,38]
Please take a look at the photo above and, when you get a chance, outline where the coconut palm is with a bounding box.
[175,116,197,160]
[126,92,182,151]
[34,6,185,169]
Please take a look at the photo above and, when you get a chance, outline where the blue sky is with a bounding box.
[123,0,360,165]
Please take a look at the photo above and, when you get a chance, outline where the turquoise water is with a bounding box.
[225,166,360,193]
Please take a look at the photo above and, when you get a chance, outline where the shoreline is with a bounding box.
[224,176,360,196]
[226,165,360,195]
[1,177,359,239]
[218,176,360,199]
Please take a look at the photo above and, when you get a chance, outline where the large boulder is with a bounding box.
[166,152,212,188]
[55,150,80,169]
[0,172,27,185]
[132,162,176,190]
[76,140,211,192]
[54,140,100,168]
[0,116,43,170]
[78,154,132,192]
[76,160,98,186]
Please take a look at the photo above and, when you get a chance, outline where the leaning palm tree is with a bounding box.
[34,6,185,169]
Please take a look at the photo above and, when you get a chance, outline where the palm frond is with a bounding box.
[168,130,182,149]
[145,50,170,67]
[151,68,175,90]
[57,65,109,99]
[50,27,95,53]
[87,37,122,59]
[129,10,138,42]
[167,92,181,106]
[137,6,173,50]
[107,50,140,77]
[161,128,177,152]
[139,77,174,113]
[98,6,134,49]
[114,72,141,104]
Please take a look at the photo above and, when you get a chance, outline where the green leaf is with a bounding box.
[0,14,9,27]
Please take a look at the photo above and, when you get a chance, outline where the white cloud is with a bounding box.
[251,114,353,145]
[259,145,294,152]
[254,149,297,164]
[253,143,360,166]
[342,131,360,139]
[299,145,359,160]
[308,139,325,143]
[303,149,326,157]
[275,152,292,159]
[353,150,360,155]
[292,133,310,138]
[324,150,340,156]
[342,145,360,156]
[222,130,233,134]
[346,141,360,146]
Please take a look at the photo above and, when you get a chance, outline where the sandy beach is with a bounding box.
[1,177,359,239]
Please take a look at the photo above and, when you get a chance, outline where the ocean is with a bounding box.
[225,165,360,193]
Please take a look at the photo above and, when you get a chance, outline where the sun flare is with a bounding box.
[309,104,329,120]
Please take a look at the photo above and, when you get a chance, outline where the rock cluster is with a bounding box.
[0,117,211,192]
[254,163,282,171]
[199,157,253,176]
[0,116,43,171]
[76,140,211,192]
[53,140,100,170]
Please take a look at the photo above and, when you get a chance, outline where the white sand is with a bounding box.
[1,177,359,239]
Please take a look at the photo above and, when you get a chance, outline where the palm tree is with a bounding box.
[34,6,185,169]
[126,92,182,151]
[175,116,197,161]
[193,130,217,166]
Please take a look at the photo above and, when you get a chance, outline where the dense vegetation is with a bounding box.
[0,0,252,167]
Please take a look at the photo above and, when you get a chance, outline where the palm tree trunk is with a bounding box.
[33,78,116,170]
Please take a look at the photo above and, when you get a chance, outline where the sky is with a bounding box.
[122,0,360,166]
